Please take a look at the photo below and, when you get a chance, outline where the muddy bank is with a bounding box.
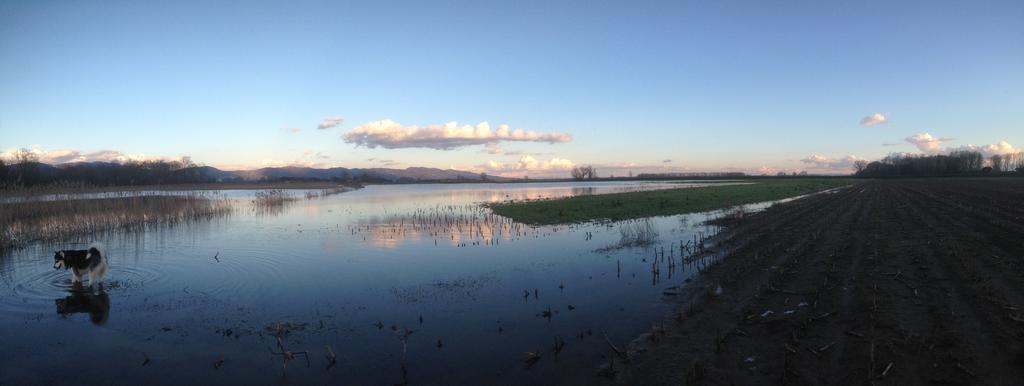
[604,179,1024,385]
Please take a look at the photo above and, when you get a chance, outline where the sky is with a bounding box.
[1,0,1022,177]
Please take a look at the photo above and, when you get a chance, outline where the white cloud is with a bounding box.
[1,146,159,164]
[902,133,1017,157]
[860,113,887,126]
[343,120,572,150]
[800,154,865,171]
[484,143,504,155]
[519,156,574,170]
[283,127,303,133]
[950,140,1018,157]
[757,166,779,175]
[981,141,1017,155]
[317,116,345,130]
[476,159,697,178]
[905,132,954,153]
[481,155,575,176]
[662,159,672,163]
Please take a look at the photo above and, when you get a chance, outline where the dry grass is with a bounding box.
[257,187,355,211]
[252,189,295,207]
[1,193,233,249]
[303,187,353,199]
[317,187,355,198]
[249,189,298,215]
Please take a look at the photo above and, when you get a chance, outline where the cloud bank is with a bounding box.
[343,120,572,150]
[482,155,575,176]
[1,147,159,165]
[905,133,955,153]
[860,113,887,126]
[483,143,505,155]
[318,116,345,130]
[903,133,1017,157]
[950,140,1018,157]
[800,154,865,171]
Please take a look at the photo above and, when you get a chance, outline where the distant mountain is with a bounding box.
[44,162,513,183]
[363,167,498,182]
[54,161,122,169]
[225,166,511,182]
[230,166,342,181]
[7,161,59,176]
[192,166,240,181]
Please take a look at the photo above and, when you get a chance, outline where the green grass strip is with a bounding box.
[486,179,856,225]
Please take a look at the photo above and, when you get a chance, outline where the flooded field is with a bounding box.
[2,181,776,385]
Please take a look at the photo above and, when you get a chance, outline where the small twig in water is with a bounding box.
[268,342,310,370]
[602,332,629,361]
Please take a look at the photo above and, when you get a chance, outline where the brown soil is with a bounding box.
[608,179,1024,385]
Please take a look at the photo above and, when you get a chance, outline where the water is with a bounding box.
[1,181,760,385]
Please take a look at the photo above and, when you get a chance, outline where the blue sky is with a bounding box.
[1,0,1021,176]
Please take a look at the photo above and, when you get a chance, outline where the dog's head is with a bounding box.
[53,251,67,270]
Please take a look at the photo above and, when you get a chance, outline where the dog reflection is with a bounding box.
[55,287,110,325]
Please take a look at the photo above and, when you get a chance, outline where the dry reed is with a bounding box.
[1,193,233,249]
[617,218,659,247]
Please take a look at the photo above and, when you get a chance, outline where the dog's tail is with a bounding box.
[87,241,106,261]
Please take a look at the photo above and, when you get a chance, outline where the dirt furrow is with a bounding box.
[605,179,1024,386]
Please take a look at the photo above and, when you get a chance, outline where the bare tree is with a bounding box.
[853,160,868,174]
[571,166,585,180]
[180,156,196,168]
[991,154,1004,172]
[12,148,39,185]
[573,165,596,179]
[14,148,38,165]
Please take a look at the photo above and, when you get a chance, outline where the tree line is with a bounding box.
[854,150,1024,177]
[0,149,217,188]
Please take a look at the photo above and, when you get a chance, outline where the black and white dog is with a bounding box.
[53,242,108,286]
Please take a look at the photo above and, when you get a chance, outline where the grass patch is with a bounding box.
[486,179,856,225]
